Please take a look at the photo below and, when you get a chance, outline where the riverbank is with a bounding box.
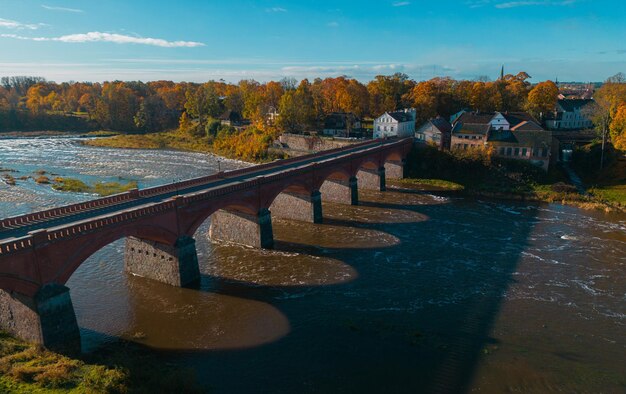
[83,128,285,163]
[0,131,119,139]
[0,332,202,393]
[391,178,625,213]
[402,145,626,213]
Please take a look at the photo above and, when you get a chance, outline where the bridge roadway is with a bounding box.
[0,138,391,241]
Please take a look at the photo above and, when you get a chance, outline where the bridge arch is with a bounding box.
[52,224,180,285]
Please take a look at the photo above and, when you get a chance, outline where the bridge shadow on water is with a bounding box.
[77,186,540,394]
[159,187,539,394]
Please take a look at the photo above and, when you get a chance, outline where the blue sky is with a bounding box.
[0,0,624,83]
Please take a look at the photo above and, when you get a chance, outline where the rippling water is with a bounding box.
[1,137,625,393]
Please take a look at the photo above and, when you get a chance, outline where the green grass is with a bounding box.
[85,130,122,137]
[0,332,126,393]
[589,184,626,205]
[0,331,205,393]
[92,181,138,196]
[83,130,212,153]
[52,178,137,196]
[392,178,464,191]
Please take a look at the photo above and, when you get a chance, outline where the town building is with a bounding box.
[415,117,452,150]
[451,111,552,170]
[373,108,416,138]
[322,112,362,137]
[219,110,245,127]
[544,99,594,130]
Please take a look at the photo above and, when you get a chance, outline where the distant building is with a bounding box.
[451,111,552,170]
[266,106,280,125]
[415,117,452,150]
[322,112,361,137]
[373,108,416,138]
[219,110,245,127]
[545,99,594,130]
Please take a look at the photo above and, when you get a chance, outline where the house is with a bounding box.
[219,110,244,127]
[266,106,280,125]
[416,117,452,150]
[451,111,552,170]
[544,99,594,130]
[322,112,361,137]
[373,108,416,138]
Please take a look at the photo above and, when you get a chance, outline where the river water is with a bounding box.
[0,137,624,393]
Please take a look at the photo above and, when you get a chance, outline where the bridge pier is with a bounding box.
[270,190,323,223]
[124,236,200,287]
[357,167,386,191]
[0,284,80,351]
[385,159,406,179]
[320,176,358,205]
[209,208,274,248]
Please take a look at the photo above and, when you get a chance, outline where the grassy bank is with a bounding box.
[0,332,203,393]
[52,178,138,196]
[403,146,625,213]
[83,127,285,163]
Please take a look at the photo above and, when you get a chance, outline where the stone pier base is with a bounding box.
[125,236,200,287]
[0,284,80,350]
[209,208,274,249]
[385,160,406,179]
[271,191,323,223]
[357,167,386,191]
[320,176,358,205]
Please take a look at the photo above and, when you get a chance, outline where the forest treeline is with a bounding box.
[0,72,558,134]
[2,72,625,157]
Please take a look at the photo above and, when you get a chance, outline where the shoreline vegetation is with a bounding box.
[0,331,202,394]
[82,127,286,162]
[399,145,625,213]
[0,168,137,197]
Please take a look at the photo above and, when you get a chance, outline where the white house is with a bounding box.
[373,108,416,138]
[545,99,594,130]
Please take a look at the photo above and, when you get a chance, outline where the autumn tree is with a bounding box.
[183,82,222,134]
[525,81,559,120]
[367,73,414,115]
[586,75,626,166]
[278,79,315,132]
[609,103,626,151]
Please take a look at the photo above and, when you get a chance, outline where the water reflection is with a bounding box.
[273,218,401,249]
[121,277,290,351]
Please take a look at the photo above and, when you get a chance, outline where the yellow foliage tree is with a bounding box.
[609,103,626,151]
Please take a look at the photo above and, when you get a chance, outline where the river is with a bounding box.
[0,137,624,393]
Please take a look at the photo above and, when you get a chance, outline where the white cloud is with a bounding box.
[266,7,287,12]
[41,4,84,13]
[0,31,205,47]
[392,1,411,6]
[0,18,42,30]
[327,21,339,27]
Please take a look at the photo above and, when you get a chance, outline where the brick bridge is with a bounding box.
[0,137,412,349]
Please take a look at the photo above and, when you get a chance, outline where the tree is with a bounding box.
[525,81,559,120]
[587,77,626,166]
[609,103,626,151]
[134,95,168,132]
[183,82,222,131]
[277,79,315,132]
[367,73,414,115]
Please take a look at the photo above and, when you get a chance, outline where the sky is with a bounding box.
[0,0,624,83]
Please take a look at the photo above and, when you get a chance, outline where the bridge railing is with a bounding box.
[0,237,33,255]
[0,192,135,231]
[0,138,395,233]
